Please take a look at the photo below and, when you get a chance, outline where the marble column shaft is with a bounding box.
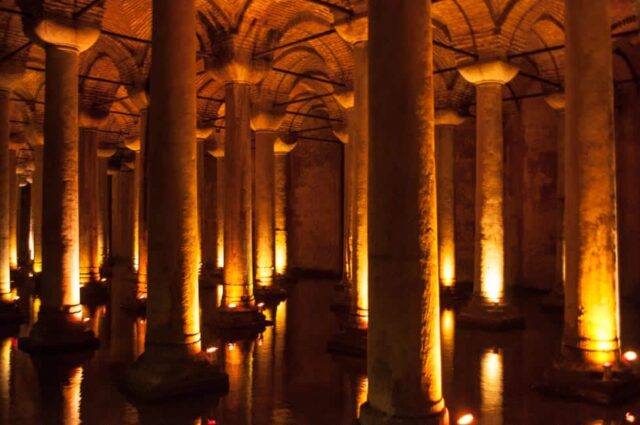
[362,0,445,422]
[0,91,10,300]
[79,128,99,283]
[254,131,276,286]
[274,153,288,276]
[215,155,225,270]
[32,144,43,273]
[8,149,16,270]
[563,0,620,365]
[436,124,457,288]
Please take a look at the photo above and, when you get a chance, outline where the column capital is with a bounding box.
[127,86,149,112]
[458,59,518,86]
[250,105,286,132]
[196,124,215,140]
[333,1,368,45]
[79,108,109,129]
[206,35,269,85]
[333,88,355,110]
[205,134,225,158]
[97,144,116,159]
[124,137,141,152]
[25,124,43,147]
[544,92,566,112]
[22,15,101,52]
[435,109,465,126]
[9,134,25,151]
[274,135,297,155]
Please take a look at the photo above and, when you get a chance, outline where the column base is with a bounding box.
[458,296,525,330]
[0,299,23,325]
[360,403,449,425]
[120,350,229,401]
[19,310,99,354]
[440,285,469,307]
[80,280,109,305]
[255,285,287,302]
[535,361,640,404]
[212,306,267,331]
[540,289,564,311]
[328,326,367,357]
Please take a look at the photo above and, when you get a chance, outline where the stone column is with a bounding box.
[0,82,20,322]
[200,147,218,283]
[78,127,100,284]
[435,110,464,293]
[457,60,524,329]
[361,0,447,423]
[274,138,296,278]
[96,146,114,274]
[251,108,285,296]
[206,135,225,273]
[543,93,566,308]
[18,17,101,353]
[111,168,134,265]
[123,0,227,399]
[31,146,43,269]
[215,82,265,328]
[8,149,17,270]
[124,139,141,277]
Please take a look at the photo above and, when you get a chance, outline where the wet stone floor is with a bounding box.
[2,269,640,424]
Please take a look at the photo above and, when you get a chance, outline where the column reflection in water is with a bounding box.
[441,308,455,396]
[356,375,368,417]
[0,338,10,423]
[220,340,254,425]
[37,362,84,425]
[480,348,503,425]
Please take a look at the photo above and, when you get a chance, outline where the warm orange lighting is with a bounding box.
[626,412,636,423]
[216,284,223,308]
[275,231,287,276]
[457,413,475,425]
[257,302,264,308]
[206,346,218,354]
[228,303,237,309]
[228,343,236,351]
[483,261,503,304]
[624,351,638,362]
[480,349,503,424]
[356,375,368,417]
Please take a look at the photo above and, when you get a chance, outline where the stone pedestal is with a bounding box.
[122,0,227,399]
[362,0,447,422]
[457,59,524,330]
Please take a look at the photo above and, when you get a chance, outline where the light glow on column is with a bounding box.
[481,248,504,305]
[62,367,83,425]
[275,230,287,276]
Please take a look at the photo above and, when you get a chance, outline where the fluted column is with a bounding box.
[19,16,101,352]
[361,0,447,423]
[543,93,566,308]
[123,0,227,399]
[0,83,20,321]
[79,127,100,284]
[458,60,524,329]
[435,110,464,292]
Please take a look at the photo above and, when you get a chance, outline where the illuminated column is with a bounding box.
[361,0,447,423]
[31,142,43,274]
[111,169,134,265]
[96,146,115,272]
[78,126,100,284]
[435,110,464,292]
[8,149,17,270]
[0,82,20,322]
[457,60,524,329]
[195,127,214,282]
[19,17,101,353]
[274,139,296,278]
[543,93,566,307]
[251,108,285,293]
[123,0,227,398]
[562,0,619,367]
[124,138,141,277]
[200,148,218,282]
[207,136,225,272]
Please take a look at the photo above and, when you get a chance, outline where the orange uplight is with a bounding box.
[228,303,237,309]
[624,351,638,362]
[626,412,637,423]
[228,343,235,351]
[457,413,475,425]
[206,346,218,354]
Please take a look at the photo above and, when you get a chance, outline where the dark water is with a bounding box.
[2,269,640,425]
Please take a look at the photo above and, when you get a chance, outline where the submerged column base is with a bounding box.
[121,349,229,401]
[535,359,640,404]
[254,284,287,302]
[19,308,99,354]
[0,298,22,325]
[213,306,267,331]
[458,295,525,330]
[328,325,367,357]
[360,403,449,425]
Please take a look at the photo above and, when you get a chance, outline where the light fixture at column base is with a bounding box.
[458,296,525,330]
[19,313,99,354]
[120,351,229,401]
[540,289,564,311]
[254,285,287,302]
[328,326,367,357]
[359,402,449,425]
[213,306,268,331]
[0,299,23,325]
[535,361,640,404]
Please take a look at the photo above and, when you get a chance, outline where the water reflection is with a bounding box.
[1,338,10,423]
[480,349,503,425]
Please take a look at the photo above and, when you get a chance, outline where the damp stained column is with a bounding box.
[79,127,100,284]
[123,0,227,398]
[361,0,447,423]
[96,147,115,273]
[31,139,43,275]
[458,60,524,329]
[435,110,464,292]
[18,17,101,352]
[274,138,296,278]
[562,0,620,367]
